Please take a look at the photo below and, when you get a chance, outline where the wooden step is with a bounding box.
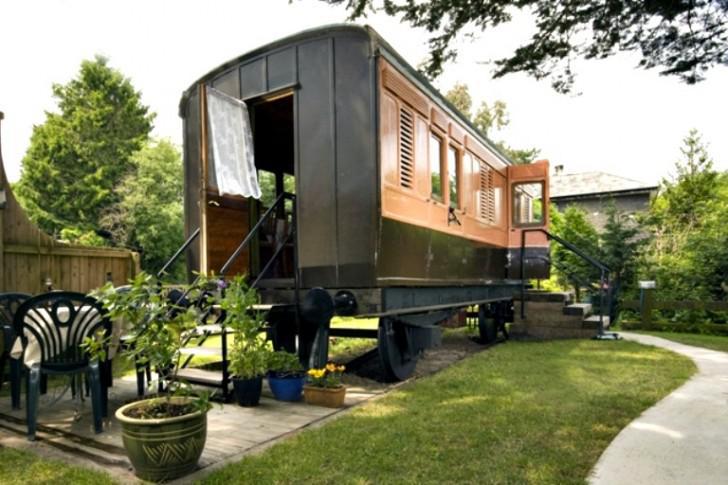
[186,324,234,336]
[521,291,572,303]
[180,347,223,357]
[176,367,225,387]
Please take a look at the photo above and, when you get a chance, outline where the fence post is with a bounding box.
[639,281,656,325]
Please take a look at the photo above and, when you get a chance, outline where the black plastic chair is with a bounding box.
[0,293,31,394]
[12,292,111,440]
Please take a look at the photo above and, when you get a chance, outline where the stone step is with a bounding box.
[583,314,611,330]
[563,303,592,317]
[517,291,573,303]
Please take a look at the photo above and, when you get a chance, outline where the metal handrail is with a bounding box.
[157,228,201,279]
[520,228,612,337]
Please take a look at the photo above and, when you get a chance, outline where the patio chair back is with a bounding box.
[0,293,32,389]
[0,293,31,328]
[13,292,111,371]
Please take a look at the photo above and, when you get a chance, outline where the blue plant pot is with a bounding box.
[268,374,305,402]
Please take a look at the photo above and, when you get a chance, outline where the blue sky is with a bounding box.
[1,0,726,185]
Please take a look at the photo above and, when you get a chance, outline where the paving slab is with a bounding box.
[0,376,380,482]
[589,332,728,485]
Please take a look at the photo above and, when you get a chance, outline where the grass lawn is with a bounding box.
[200,339,695,484]
[0,447,115,484]
[633,330,728,353]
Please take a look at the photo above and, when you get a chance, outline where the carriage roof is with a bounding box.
[178,24,513,167]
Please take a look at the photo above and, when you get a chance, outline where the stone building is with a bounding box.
[549,165,657,231]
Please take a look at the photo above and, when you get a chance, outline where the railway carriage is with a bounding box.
[178,24,550,383]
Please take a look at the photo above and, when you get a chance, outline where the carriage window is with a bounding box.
[448,146,459,209]
[512,182,544,226]
[430,133,443,201]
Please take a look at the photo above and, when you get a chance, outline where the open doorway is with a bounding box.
[250,93,295,283]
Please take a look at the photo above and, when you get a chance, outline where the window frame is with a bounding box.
[429,131,445,203]
[511,181,546,228]
[447,144,461,210]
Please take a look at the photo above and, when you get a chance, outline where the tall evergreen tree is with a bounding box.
[550,205,600,300]
[15,56,154,237]
[101,139,184,278]
[599,202,644,305]
[643,130,727,305]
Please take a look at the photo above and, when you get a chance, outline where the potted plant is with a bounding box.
[304,362,347,408]
[216,275,270,407]
[91,272,213,482]
[267,350,305,401]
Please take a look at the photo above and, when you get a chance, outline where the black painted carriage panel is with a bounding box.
[211,68,240,97]
[267,48,296,90]
[333,34,377,288]
[183,89,201,278]
[241,58,267,98]
[296,38,338,287]
[377,218,508,284]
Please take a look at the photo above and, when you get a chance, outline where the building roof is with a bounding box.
[550,171,657,199]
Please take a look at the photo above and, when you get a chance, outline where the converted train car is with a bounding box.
[178,25,549,383]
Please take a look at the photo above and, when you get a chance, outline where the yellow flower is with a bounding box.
[337,365,346,372]
[326,363,336,372]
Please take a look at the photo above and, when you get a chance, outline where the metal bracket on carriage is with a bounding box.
[447,207,462,226]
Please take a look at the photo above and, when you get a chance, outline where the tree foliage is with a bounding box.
[100,139,184,279]
[444,83,538,164]
[327,0,728,92]
[15,56,154,236]
[550,204,601,300]
[599,202,643,296]
[642,130,727,306]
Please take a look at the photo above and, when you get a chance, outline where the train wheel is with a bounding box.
[378,317,417,382]
[478,304,498,344]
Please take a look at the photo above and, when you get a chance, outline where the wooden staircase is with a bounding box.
[511,290,610,339]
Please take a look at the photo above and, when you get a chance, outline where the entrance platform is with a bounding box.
[0,376,382,483]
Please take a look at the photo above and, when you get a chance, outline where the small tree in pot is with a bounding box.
[267,350,305,401]
[91,272,213,482]
[216,275,270,406]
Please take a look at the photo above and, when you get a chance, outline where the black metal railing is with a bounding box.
[218,191,296,280]
[157,228,201,279]
[520,228,612,337]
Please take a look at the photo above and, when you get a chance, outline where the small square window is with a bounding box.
[512,182,544,226]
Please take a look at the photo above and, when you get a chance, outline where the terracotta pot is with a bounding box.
[303,384,346,408]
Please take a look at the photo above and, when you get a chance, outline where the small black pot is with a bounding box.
[232,376,263,407]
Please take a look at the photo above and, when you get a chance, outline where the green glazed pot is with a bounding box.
[115,396,207,482]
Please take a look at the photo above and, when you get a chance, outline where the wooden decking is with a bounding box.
[0,375,383,482]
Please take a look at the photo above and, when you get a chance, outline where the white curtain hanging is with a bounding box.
[206,86,261,199]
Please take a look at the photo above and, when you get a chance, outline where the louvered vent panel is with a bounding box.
[479,162,496,224]
[399,108,415,189]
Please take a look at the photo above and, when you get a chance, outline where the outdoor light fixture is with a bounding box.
[44,276,53,292]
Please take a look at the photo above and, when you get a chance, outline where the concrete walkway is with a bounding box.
[590,332,728,485]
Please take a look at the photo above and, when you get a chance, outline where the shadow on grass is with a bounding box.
[200,339,695,484]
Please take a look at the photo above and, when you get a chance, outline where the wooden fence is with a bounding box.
[0,111,140,294]
[622,288,728,325]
